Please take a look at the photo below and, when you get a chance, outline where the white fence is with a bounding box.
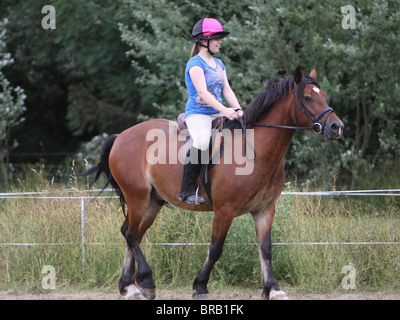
[1,188,400,273]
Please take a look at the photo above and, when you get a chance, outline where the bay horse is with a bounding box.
[80,67,343,300]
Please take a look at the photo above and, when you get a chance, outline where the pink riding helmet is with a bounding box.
[191,18,230,42]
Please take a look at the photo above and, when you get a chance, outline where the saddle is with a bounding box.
[177,113,224,132]
[176,113,226,205]
[176,113,225,165]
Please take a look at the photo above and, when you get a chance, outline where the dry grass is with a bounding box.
[1,172,400,294]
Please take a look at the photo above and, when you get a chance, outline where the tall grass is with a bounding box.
[272,191,400,292]
[1,169,400,294]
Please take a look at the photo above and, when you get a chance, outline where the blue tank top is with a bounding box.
[184,55,226,118]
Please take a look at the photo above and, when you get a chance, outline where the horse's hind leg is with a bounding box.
[119,219,137,296]
[119,194,162,300]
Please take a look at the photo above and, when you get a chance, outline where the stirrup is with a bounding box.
[179,192,205,205]
[195,186,201,205]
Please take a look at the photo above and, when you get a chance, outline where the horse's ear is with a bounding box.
[294,66,303,84]
[309,68,317,80]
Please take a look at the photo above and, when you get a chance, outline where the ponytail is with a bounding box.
[190,43,200,58]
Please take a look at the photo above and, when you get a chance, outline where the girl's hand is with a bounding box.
[223,107,240,120]
[235,108,244,117]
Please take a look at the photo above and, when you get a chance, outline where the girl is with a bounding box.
[179,18,243,205]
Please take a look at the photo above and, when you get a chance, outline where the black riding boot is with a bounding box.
[179,147,206,205]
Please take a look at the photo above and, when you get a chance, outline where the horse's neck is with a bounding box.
[253,97,295,164]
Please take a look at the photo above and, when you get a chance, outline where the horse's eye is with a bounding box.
[304,95,312,102]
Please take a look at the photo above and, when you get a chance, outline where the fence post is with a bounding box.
[81,197,86,274]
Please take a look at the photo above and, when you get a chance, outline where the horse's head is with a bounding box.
[293,66,344,140]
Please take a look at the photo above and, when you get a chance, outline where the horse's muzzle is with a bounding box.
[324,119,344,141]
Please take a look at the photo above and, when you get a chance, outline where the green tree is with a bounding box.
[270,0,400,187]
[1,0,81,158]
[0,19,26,188]
[1,1,141,154]
[51,0,139,136]
[1,0,398,189]
[120,0,400,188]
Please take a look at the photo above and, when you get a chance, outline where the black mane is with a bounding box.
[225,74,320,129]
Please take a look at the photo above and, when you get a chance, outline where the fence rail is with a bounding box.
[2,241,400,247]
[1,188,399,273]
[1,188,400,198]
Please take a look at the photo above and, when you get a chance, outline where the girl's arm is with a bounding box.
[189,66,239,120]
[222,70,243,116]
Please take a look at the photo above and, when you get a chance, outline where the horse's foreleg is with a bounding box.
[192,212,234,300]
[252,204,288,300]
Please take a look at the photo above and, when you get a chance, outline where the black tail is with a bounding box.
[78,134,127,216]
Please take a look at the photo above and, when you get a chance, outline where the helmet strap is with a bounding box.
[199,39,215,56]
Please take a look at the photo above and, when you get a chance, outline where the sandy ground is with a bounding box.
[1,287,400,300]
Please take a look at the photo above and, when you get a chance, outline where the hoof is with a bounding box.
[124,284,148,300]
[137,285,156,300]
[193,292,212,300]
[268,290,289,300]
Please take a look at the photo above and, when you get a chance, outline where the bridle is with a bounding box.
[238,84,335,160]
[292,87,334,134]
[252,86,334,135]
